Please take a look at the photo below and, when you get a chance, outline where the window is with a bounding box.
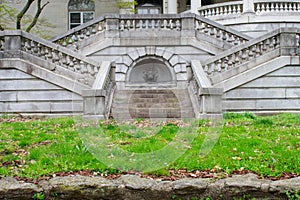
[68,0,95,29]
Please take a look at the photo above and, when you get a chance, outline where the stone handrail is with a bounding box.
[1,30,101,87]
[195,15,251,45]
[202,28,300,77]
[255,0,300,13]
[199,0,300,18]
[51,14,251,49]
[199,1,243,17]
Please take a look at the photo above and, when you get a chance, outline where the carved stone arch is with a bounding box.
[126,56,176,85]
[113,47,189,83]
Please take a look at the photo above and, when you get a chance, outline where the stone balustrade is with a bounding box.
[1,30,101,87]
[202,28,300,77]
[255,0,300,13]
[199,0,300,18]
[195,15,250,45]
[199,1,243,17]
[51,14,250,49]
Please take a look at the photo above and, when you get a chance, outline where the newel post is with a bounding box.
[4,30,22,58]
[279,28,299,56]
[243,0,255,13]
[199,88,223,119]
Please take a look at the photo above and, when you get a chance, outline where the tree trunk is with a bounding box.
[26,0,49,32]
[16,0,35,30]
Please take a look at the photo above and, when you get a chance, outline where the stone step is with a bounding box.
[111,89,195,119]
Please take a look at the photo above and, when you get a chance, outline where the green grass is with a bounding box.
[0,113,299,179]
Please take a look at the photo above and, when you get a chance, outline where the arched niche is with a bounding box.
[127,57,175,85]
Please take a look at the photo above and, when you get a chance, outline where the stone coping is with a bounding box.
[0,173,299,199]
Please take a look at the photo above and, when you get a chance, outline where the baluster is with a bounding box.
[248,46,254,59]
[151,19,155,29]
[211,8,215,16]
[207,8,211,17]
[286,3,290,11]
[224,6,228,15]
[79,30,85,41]
[293,3,297,11]
[296,34,300,47]
[256,4,261,13]
[85,28,90,38]
[265,38,270,51]
[169,20,174,29]
[210,26,215,36]
[61,53,67,67]
[120,20,125,31]
[217,60,222,72]
[203,24,209,33]
[24,39,31,52]
[275,3,279,11]
[40,45,46,59]
[61,39,67,47]
[262,40,267,53]
[220,6,224,15]
[261,3,265,12]
[222,31,227,41]
[298,3,300,11]
[237,4,241,14]
[228,5,232,14]
[74,59,81,72]
[69,57,75,71]
[269,37,275,49]
[270,3,274,11]
[52,50,59,64]
[241,49,248,62]
[145,20,149,29]
[156,20,161,29]
[227,34,233,44]
[32,41,38,54]
[91,24,97,35]
[216,7,220,15]
[280,3,284,11]
[124,20,128,29]
[233,36,239,45]
[98,22,103,32]
[265,3,269,12]
[255,44,261,57]
[176,20,181,31]
[232,5,237,14]
[235,52,240,65]
[228,54,235,68]
[87,64,94,77]
[216,28,221,38]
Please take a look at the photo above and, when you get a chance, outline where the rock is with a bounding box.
[0,174,299,199]
[0,177,42,200]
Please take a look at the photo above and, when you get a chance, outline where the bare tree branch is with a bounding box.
[26,0,49,32]
[16,0,35,30]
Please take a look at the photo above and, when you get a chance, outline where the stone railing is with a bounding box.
[199,0,300,18]
[51,14,250,49]
[255,0,300,13]
[202,28,300,77]
[195,15,250,45]
[199,1,243,17]
[1,30,101,87]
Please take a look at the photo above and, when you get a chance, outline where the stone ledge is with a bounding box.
[0,174,299,200]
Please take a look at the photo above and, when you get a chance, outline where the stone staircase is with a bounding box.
[110,89,195,119]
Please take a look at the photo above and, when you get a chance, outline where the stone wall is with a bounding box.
[0,68,83,116]
[223,65,300,114]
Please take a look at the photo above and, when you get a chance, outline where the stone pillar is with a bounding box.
[191,0,201,14]
[199,88,223,119]
[4,30,22,58]
[82,89,106,120]
[167,0,177,14]
[243,0,255,13]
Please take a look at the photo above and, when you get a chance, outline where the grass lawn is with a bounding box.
[0,113,299,180]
